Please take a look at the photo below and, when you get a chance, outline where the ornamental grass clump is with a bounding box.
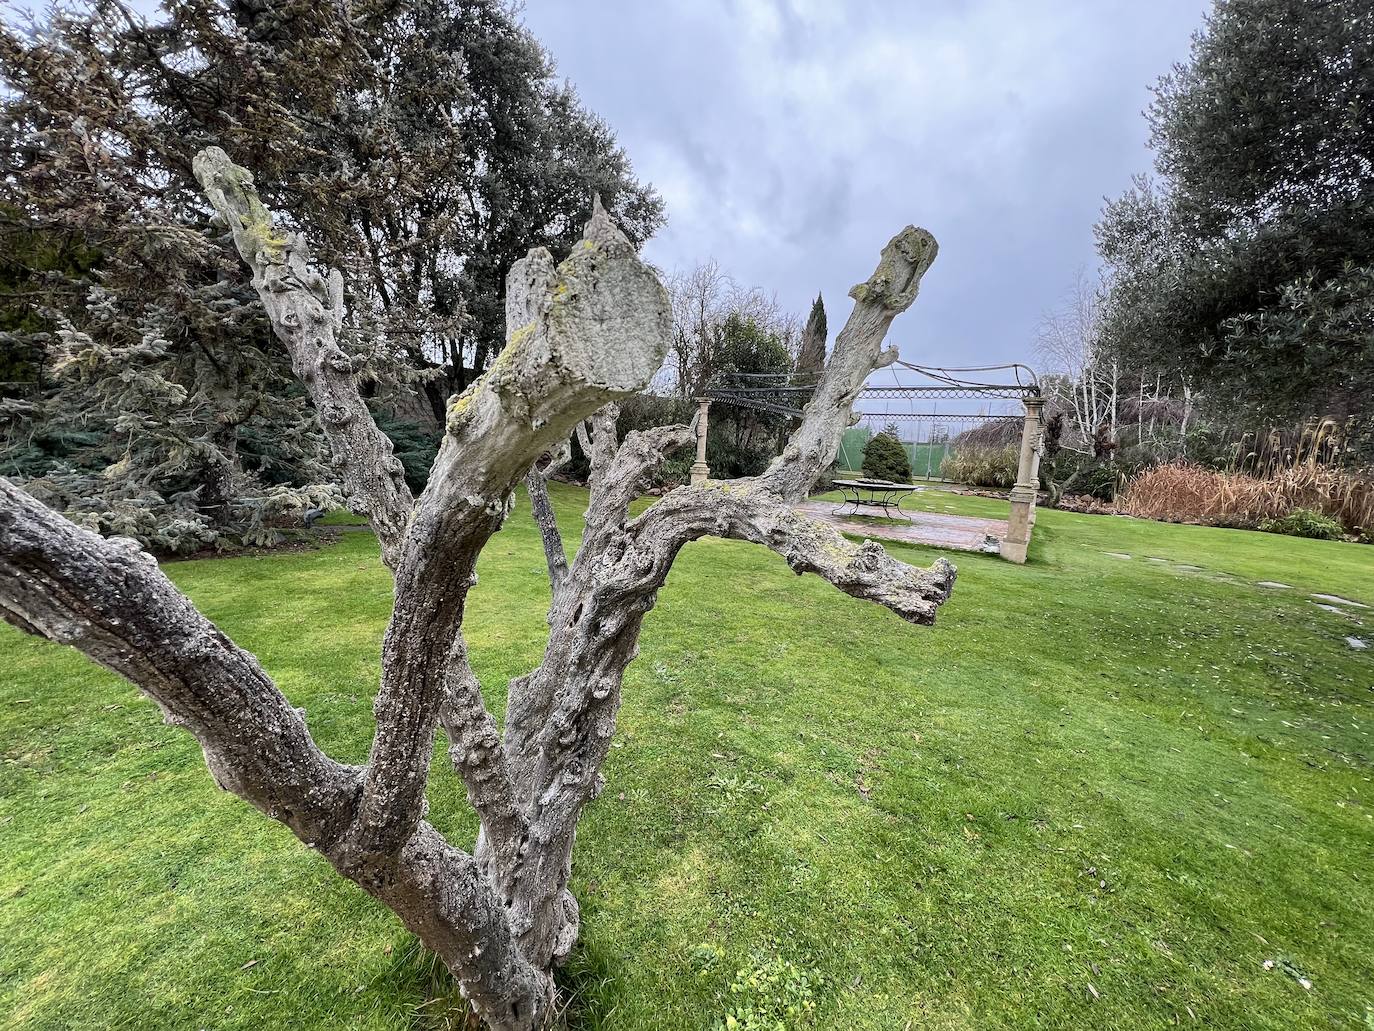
[939,445,1019,488]
[1118,460,1373,536]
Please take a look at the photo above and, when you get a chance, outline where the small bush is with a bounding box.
[861,431,911,482]
[1259,508,1344,540]
[1062,461,1121,502]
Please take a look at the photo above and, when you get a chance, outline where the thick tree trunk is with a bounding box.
[0,149,958,1030]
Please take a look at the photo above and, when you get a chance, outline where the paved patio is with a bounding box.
[792,499,1007,554]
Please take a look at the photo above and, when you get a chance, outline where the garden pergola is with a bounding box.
[696,361,1046,562]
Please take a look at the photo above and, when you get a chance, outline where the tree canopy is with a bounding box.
[1095,0,1373,427]
[0,0,662,550]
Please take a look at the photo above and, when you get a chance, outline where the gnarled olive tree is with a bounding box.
[0,148,954,1030]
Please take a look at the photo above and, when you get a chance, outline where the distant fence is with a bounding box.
[838,413,1022,482]
[836,427,953,480]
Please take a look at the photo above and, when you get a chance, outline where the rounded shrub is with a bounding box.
[861,431,911,482]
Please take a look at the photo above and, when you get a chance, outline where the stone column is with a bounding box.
[1000,395,1044,564]
[1028,423,1044,527]
[690,398,711,485]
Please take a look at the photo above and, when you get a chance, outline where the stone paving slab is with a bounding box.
[792,500,1006,554]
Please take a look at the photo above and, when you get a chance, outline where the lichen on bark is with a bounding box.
[0,148,955,1031]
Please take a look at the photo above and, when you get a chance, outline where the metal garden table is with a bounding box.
[831,479,922,523]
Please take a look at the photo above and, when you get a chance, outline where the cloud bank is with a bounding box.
[523,0,1207,372]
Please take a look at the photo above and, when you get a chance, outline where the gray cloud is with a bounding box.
[523,0,1208,373]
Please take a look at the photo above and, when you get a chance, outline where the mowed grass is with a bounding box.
[2,482,1372,1030]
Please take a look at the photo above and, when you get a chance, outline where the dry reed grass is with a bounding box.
[1119,461,1374,534]
[1119,417,1374,535]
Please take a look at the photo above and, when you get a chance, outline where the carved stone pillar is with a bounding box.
[1001,395,1044,564]
[1028,422,1044,527]
[690,398,711,485]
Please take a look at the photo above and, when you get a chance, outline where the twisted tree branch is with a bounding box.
[351,198,672,857]
[0,476,548,1029]
[494,226,952,966]
[193,148,416,569]
[0,477,358,840]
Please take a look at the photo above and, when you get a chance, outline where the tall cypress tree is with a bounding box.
[798,293,827,376]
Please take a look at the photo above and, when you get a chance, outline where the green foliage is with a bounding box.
[797,294,827,376]
[702,314,797,480]
[1062,461,1120,503]
[705,436,771,480]
[3,483,1373,1029]
[1096,0,1374,423]
[703,950,819,1031]
[617,395,695,489]
[939,444,1017,488]
[558,394,696,485]
[373,414,440,494]
[1259,507,1344,540]
[1219,263,1374,427]
[0,304,337,552]
[0,0,661,547]
[0,211,100,393]
[860,431,911,482]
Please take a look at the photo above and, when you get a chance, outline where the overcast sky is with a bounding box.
[521,0,1208,374]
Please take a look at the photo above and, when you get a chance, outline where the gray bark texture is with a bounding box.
[0,149,955,1030]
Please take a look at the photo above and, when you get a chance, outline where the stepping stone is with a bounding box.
[1256,581,1292,589]
[1313,594,1369,609]
[1103,552,1132,560]
[1146,557,1169,564]
[1314,603,1349,616]
[1346,636,1369,650]
[1174,564,1203,572]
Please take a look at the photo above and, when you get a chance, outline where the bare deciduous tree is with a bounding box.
[664,259,799,398]
[1036,267,1120,454]
[0,148,955,1030]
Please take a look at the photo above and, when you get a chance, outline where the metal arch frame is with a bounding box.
[702,360,1041,413]
[701,389,806,419]
[890,360,1040,395]
[854,411,1022,423]
[696,360,1046,563]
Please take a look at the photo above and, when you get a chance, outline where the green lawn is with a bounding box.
[2,483,1372,1030]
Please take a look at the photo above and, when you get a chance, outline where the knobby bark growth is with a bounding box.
[0,147,955,1030]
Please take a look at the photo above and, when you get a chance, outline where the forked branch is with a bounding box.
[1,140,955,1031]
[194,147,415,569]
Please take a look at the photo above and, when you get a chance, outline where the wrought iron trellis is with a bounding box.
[703,360,1040,479]
[704,361,1040,410]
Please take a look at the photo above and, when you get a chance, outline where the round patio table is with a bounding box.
[832,479,921,523]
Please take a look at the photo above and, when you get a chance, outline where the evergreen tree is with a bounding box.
[798,293,827,375]
[1096,0,1374,427]
[0,0,663,550]
[862,430,911,483]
